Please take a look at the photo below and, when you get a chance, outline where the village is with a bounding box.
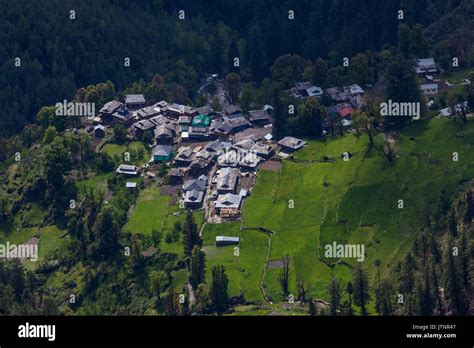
[90,87,308,226]
[82,56,469,240]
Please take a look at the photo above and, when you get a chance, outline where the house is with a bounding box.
[215,193,243,214]
[165,103,185,118]
[205,140,229,156]
[192,115,211,127]
[251,143,273,158]
[182,175,207,208]
[234,138,273,158]
[419,83,438,96]
[131,119,155,138]
[277,136,307,153]
[183,175,207,192]
[188,126,210,141]
[439,101,468,117]
[169,168,185,185]
[152,145,173,162]
[178,116,192,126]
[154,125,175,144]
[112,105,133,125]
[326,87,351,103]
[248,109,271,126]
[94,124,106,138]
[216,167,239,194]
[136,104,161,119]
[238,152,261,172]
[100,100,122,121]
[175,146,194,167]
[184,106,198,117]
[124,94,146,109]
[347,84,365,96]
[196,105,214,116]
[116,164,138,175]
[293,82,324,98]
[189,156,213,176]
[213,117,251,136]
[149,115,171,127]
[415,58,438,74]
[183,189,205,208]
[339,107,354,118]
[215,236,240,246]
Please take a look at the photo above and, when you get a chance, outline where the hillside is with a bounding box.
[204,117,474,311]
[0,0,469,136]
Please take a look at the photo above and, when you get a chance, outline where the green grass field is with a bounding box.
[204,118,474,310]
[123,187,204,258]
[101,141,150,165]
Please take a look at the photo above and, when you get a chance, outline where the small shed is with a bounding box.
[215,236,240,246]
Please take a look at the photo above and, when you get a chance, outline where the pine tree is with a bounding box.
[399,252,416,294]
[247,25,266,81]
[464,191,473,225]
[352,263,370,315]
[443,236,468,315]
[420,265,434,315]
[328,277,342,316]
[183,211,201,258]
[429,256,444,315]
[227,37,240,74]
[189,246,206,290]
[346,281,354,316]
[272,86,287,139]
[385,55,422,128]
[210,265,229,314]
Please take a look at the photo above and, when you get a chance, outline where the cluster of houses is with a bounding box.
[415,58,472,118]
[91,60,472,223]
[289,79,367,130]
[93,93,308,222]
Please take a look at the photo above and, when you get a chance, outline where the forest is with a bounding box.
[0,0,471,135]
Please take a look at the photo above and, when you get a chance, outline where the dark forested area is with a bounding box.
[0,0,468,136]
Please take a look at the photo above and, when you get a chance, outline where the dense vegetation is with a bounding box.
[1,0,474,135]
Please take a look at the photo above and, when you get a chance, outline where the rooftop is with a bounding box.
[277,136,307,150]
[125,94,146,104]
[215,193,242,209]
[152,145,173,157]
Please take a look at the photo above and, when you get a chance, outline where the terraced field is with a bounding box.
[203,118,474,307]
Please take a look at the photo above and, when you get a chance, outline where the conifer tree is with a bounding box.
[189,246,206,290]
[183,211,201,259]
[352,263,370,315]
[210,265,229,314]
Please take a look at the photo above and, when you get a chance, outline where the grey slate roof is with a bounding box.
[216,167,238,192]
[182,176,207,192]
[215,193,242,209]
[152,145,173,157]
[125,94,146,104]
[277,136,307,150]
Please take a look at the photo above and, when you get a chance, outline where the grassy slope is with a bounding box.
[123,186,204,257]
[204,118,474,310]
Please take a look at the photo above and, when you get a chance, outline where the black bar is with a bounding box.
[0,316,472,346]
